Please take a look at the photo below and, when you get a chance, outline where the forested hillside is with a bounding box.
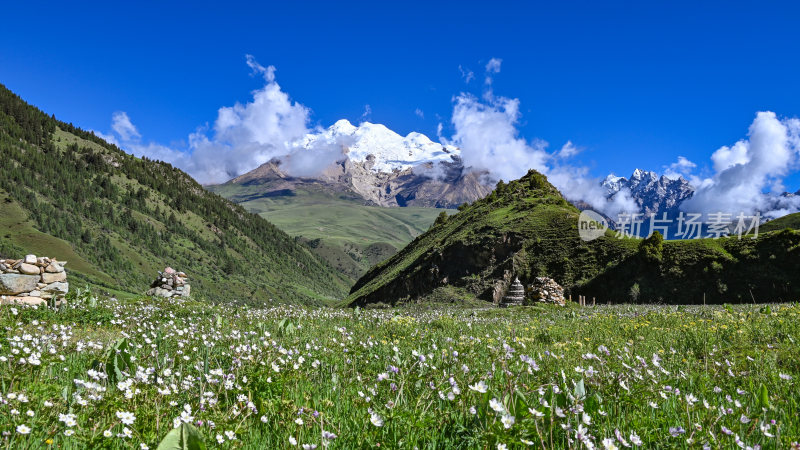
[0,83,349,304]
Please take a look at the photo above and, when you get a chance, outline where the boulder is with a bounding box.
[149,287,172,298]
[42,282,69,294]
[0,273,40,295]
[45,263,64,273]
[1,296,46,306]
[18,263,39,275]
[41,271,67,284]
[23,254,37,264]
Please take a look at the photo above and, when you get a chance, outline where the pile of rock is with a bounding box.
[528,277,565,305]
[500,278,526,307]
[146,267,190,299]
[0,254,68,306]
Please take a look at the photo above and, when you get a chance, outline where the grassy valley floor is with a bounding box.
[2,293,799,448]
[208,184,450,282]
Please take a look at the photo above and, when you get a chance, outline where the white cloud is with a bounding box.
[360,104,372,122]
[710,141,749,172]
[443,78,643,218]
[458,65,474,83]
[485,58,502,74]
[663,156,696,180]
[283,133,353,177]
[93,130,118,147]
[97,55,352,184]
[111,112,140,142]
[446,92,549,183]
[415,108,424,119]
[246,54,275,82]
[547,164,639,217]
[681,111,800,218]
[484,58,502,85]
[557,141,581,158]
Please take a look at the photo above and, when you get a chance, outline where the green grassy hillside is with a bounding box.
[208,183,448,281]
[761,211,800,232]
[0,83,348,304]
[576,228,800,304]
[347,170,800,306]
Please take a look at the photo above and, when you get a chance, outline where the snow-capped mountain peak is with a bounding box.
[301,120,459,173]
[602,169,695,215]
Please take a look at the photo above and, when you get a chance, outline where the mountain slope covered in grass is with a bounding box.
[347,171,800,306]
[761,212,800,232]
[208,181,448,281]
[0,83,348,304]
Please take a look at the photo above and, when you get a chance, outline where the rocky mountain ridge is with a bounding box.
[222,120,492,208]
[602,169,695,216]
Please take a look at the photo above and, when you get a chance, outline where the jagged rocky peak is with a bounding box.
[602,168,695,215]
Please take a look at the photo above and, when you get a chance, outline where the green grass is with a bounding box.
[209,184,449,281]
[2,292,799,448]
[761,212,800,233]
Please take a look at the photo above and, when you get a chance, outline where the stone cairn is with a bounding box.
[500,278,526,307]
[146,267,190,299]
[528,277,566,306]
[0,254,68,306]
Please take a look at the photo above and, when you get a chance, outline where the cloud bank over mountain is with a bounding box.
[96,55,340,184]
[95,55,800,219]
[679,112,800,219]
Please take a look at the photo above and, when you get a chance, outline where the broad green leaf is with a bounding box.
[574,378,586,401]
[156,423,207,450]
[514,390,528,418]
[758,383,770,409]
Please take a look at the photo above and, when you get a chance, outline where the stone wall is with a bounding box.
[146,267,190,299]
[0,255,68,306]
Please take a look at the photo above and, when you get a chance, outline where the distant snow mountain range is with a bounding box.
[601,169,695,216]
[601,169,800,219]
[224,120,798,216]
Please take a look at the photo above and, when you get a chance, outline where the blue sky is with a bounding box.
[2,0,800,190]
